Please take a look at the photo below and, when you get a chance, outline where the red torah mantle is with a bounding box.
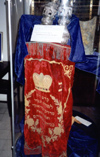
[24,43,75,157]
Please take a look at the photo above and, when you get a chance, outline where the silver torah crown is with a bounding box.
[58,0,73,44]
[41,0,73,44]
[41,1,60,25]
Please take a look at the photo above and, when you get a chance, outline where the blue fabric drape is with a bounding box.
[14,14,86,85]
[14,15,42,85]
[75,53,100,94]
[14,14,100,93]
[15,111,99,157]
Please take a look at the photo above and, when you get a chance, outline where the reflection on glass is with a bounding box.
[30,0,35,14]
[30,0,51,15]
[0,32,3,61]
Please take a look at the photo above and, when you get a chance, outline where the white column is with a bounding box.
[24,0,32,14]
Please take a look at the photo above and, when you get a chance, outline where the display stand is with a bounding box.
[7,0,15,157]
[6,1,100,156]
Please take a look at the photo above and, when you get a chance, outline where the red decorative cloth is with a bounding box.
[24,43,75,157]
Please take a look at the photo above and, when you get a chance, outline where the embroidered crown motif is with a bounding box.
[33,73,52,92]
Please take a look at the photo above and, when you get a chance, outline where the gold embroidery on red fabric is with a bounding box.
[36,110,50,120]
[25,96,30,107]
[58,89,62,92]
[33,115,55,127]
[33,73,52,92]
[32,104,54,115]
[42,87,71,144]
[41,135,46,147]
[50,95,62,115]
[25,96,30,116]
[26,58,74,80]
[26,58,63,67]
[42,102,53,109]
[25,89,36,112]
[26,89,36,99]
[26,118,34,128]
[25,117,42,134]
[58,82,63,92]
[24,142,41,151]
[24,57,73,156]
[64,65,74,79]
[58,82,62,85]
[64,87,71,110]
[43,122,64,143]
[34,98,53,109]
[25,89,36,115]
[59,151,67,157]
[39,95,64,144]
[36,93,49,102]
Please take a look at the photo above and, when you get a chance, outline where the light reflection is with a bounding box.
[31,0,34,15]
[89,0,93,19]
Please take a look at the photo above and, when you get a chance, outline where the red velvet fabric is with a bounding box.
[24,43,75,157]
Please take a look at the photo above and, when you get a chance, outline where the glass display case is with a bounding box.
[0,32,3,61]
[6,0,100,156]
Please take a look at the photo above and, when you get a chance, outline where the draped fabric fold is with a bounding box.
[24,43,75,157]
[14,15,42,85]
[14,14,85,85]
[75,53,100,94]
[14,14,100,94]
[16,111,98,157]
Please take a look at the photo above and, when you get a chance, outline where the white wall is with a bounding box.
[0,0,8,101]
[0,0,8,61]
[0,0,24,101]
[24,0,31,14]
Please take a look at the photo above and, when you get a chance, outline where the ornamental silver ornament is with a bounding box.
[58,0,73,44]
[41,1,60,25]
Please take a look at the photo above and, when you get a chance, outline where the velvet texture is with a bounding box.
[24,43,75,156]
[14,14,86,85]
[14,14,100,94]
[75,52,100,94]
[16,111,98,157]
